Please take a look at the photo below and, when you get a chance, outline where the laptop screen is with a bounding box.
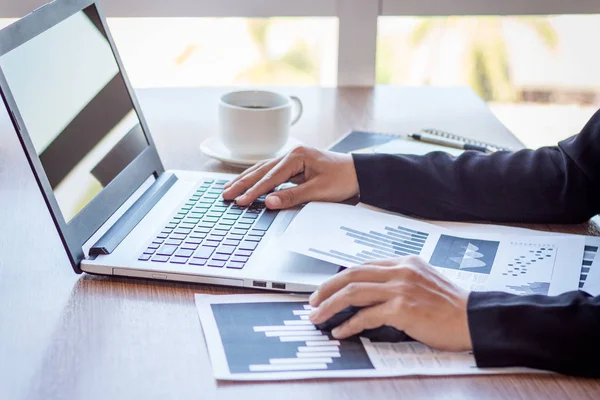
[0,6,149,222]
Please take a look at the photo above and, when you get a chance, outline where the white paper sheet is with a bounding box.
[281,203,585,296]
[416,214,599,294]
[195,294,541,381]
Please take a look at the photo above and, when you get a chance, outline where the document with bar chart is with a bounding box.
[282,202,444,268]
[195,294,540,380]
[281,203,585,296]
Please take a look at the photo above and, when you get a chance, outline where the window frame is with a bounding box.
[1,0,599,86]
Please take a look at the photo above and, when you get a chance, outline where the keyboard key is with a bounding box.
[232,255,249,263]
[239,241,258,251]
[161,229,173,234]
[151,255,170,263]
[204,217,219,224]
[253,210,279,231]
[178,223,195,230]
[157,244,178,256]
[166,223,178,229]
[227,209,243,215]
[219,220,235,226]
[138,254,151,261]
[173,215,184,220]
[237,220,253,227]
[198,222,215,228]
[207,260,226,268]
[148,243,160,250]
[174,228,192,235]
[186,238,203,245]
[189,258,207,266]
[208,211,224,218]
[228,233,245,240]
[194,227,211,234]
[212,254,230,261]
[207,235,223,242]
[216,179,229,184]
[211,230,227,237]
[170,256,188,264]
[204,194,219,199]
[249,230,265,237]
[217,245,236,255]
[194,246,215,259]
[200,199,215,205]
[245,236,261,242]
[203,241,219,248]
[213,206,228,212]
[174,249,194,258]
[156,233,169,239]
[242,214,258,220]
[223,239,241,247]
[223,215,239,220]
[214,225,232,231]
[235,250,252,257]
[226,262,245,270]
[233,225,249,231]
[181,242,199,250]
[189,233,207,239]
[165,239,183,246]
[170,233,187,240]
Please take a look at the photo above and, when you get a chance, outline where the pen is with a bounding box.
[408,133,492,153]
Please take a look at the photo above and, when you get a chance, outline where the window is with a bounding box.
[106,18,338,88]
[377,15,600,148]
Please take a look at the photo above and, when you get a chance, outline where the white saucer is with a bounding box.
[200,136,304,168]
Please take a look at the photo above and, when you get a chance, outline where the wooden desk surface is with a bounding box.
[0,86,598,400]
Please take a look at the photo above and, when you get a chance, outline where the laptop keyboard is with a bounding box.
[138,179,279,270]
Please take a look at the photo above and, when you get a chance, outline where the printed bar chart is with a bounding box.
[580,245,598,289]
[308,225,429,265]
[210,301,374,373]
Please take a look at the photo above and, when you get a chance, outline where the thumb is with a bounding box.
[265,182,317,209]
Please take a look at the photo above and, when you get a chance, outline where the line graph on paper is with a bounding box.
[307,225,429,266]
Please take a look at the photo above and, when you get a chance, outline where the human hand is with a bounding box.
[222,146,359,209]
[308,256,473,352]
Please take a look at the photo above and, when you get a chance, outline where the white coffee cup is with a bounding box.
[219,90,303,159]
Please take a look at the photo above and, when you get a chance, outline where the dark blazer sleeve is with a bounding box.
[468,290,600,377]
[351,109,600,376]
[352,110,600,224]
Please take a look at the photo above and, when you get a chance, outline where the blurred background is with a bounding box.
[2,14,598,150]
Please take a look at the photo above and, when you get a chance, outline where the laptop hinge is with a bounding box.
[89,172,178,255]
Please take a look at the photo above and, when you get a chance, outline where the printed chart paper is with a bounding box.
[281,203,585,296]
[431,217,600,291]
[195,294,540,381]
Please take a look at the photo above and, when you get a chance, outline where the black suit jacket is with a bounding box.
[351,108,600,377]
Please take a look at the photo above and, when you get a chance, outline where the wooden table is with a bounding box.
[1,86,598,400]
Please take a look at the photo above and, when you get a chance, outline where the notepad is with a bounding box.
[329,129,510,156]
[352,137,464,157]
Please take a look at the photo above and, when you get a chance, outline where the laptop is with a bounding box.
[0,0,340,292]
